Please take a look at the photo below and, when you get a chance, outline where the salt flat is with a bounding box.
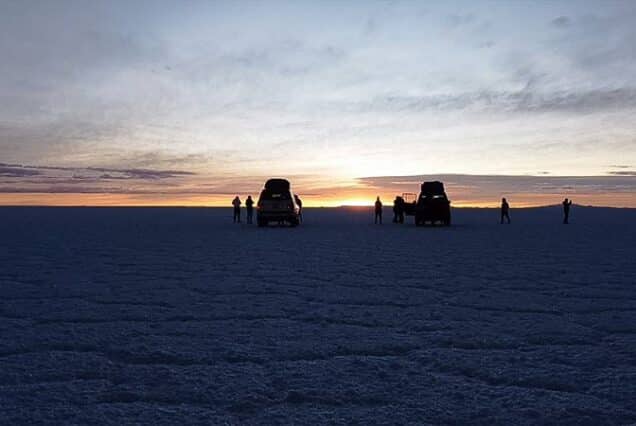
[1,206,635,424]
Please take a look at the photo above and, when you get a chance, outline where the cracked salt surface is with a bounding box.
[1,206,635,424]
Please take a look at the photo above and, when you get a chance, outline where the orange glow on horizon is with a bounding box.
[0,192,635,208]
[330,198,374,207]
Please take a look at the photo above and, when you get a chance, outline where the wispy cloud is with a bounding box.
[357,174,636,204]
[0,163,194,179]
[350,88,636,114]
[3,161,635,207]
[0,165,41,177]
[608,171,636,176]
[1,1,636,200]
[0,162,197,195]
[551,16,571,28]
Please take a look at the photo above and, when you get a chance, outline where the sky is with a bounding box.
[1,0,635,207]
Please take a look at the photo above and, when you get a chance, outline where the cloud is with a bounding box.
[357,174,636,202]
[608,171,636,176]
[446,13,475,28]
[0,162,196,196]
[478,41,495,49]
[0,163,194,179]
[85,167,194,179]
[354,87,636,114]
[2,1,636,189]
[0,165,41,177]
[4,164,635,204]
[551,16,571,28]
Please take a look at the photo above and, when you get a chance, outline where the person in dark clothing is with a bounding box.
[294,194,303,223]
[393,197,400,223]
[500,197,511,224]
[232,196,241,223]
[245,195,254,224]
[562,198,572,224]
[374,196,383,224]
[398,197,405,223]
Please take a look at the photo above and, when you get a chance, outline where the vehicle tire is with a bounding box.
[289,217,299,227]
[257,218,267,227]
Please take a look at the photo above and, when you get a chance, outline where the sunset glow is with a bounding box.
[1,1,635,207]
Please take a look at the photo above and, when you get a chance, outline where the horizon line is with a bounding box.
[0,203,633,210]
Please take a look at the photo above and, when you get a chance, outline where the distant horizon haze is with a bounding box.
[0,171,634,208]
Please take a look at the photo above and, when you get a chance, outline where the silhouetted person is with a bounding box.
[294,194,303,223]
[393,197,400,223]
[232,196,241,223]
[398,197,405,223]
[374,196,383,224]
[500,197,510,224]
[562,198,572,224]
[245,195,254,224]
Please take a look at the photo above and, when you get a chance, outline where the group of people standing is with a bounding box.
[231,195,254,224]
[373,196,575,224]
[374,196,406,224]
[232,194,574,224]
[231,194,303,224]
[500,197,573,224]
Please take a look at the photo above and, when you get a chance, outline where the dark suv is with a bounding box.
[415,181,451,226]
[257,179,301,227]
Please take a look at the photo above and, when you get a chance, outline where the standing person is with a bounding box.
[500,197,511,224]
[374,196,383,224]
[398,196,405,224]
[245,195,254,224]
[392,196,400,223]
[232,196,242,223]
[294,194,303,223]
[562,198,572,224]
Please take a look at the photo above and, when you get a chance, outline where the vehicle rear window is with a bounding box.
[260,190,292,200]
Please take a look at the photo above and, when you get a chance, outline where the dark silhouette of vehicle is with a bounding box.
[256,179,301,227]
[416,182,451,226]
[400,182,451,226]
